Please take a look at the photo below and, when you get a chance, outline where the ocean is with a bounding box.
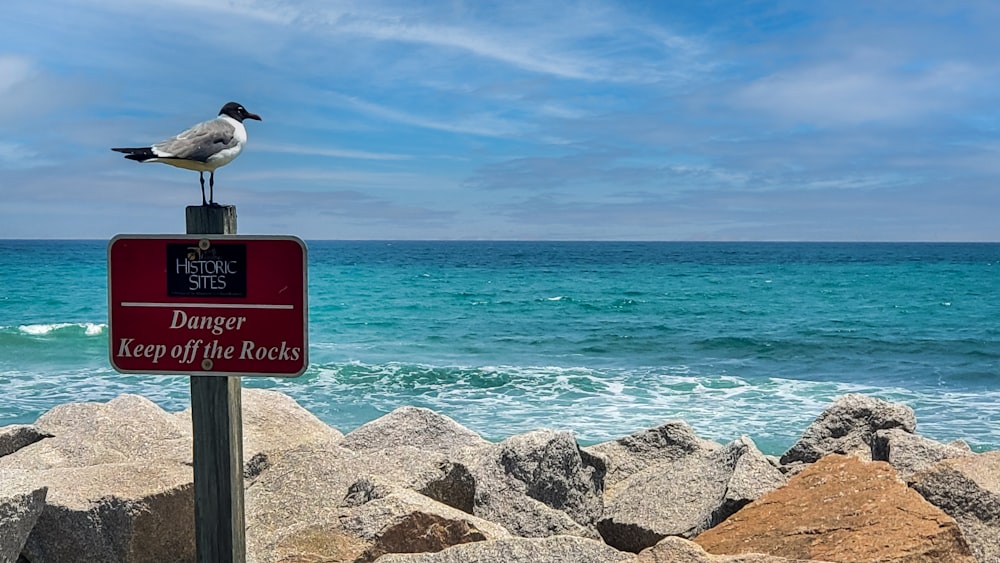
[1,240,998,455]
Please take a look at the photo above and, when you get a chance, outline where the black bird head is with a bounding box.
[219,102,262,122]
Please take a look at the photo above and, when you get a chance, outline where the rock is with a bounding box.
[341,479,508,561]
[0,475,47,563]
[243,388,345,453]
[373,535,634,563]
[780,394,915,465]
[910,451,1000,563]
[245,441,484,561]
[872,428,973,481]
[16,462,195,563]
[694,454,976,562]
[584,420,720,491]
[0,395,191,470]
[0,390,342,473]
[338,406,489,456]
[0,425,48,458]
[469,430,606,539]
[174,387,345,463]
[720,437,788,516]
[598,436,785,553]
[637,536,830,562]
[253,478,508,563]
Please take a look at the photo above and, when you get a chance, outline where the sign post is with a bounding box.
[107,206,307,563]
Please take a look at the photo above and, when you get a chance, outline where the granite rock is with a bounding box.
[469,430,606,539]
[780,394,915,465]
[338,406,488,456]
[0,425,48,458]
[175,387,345,463]
[373,535,633,563]
[18,462,195,563]
[695,454,976,562]
[0,475,47,563]
[255,479,508,563]
[245,440,485,562]
[910,451,1000,563]
[599,436,785,553]
[637,536,832,562]
[872,427,973,481]
[584,420,720,492]
[0,395,191,470]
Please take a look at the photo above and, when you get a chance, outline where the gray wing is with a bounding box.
[152,118,238,162]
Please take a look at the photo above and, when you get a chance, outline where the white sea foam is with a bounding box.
[18,322,106,336]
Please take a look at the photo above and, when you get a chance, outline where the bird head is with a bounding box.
[220,102,262,122]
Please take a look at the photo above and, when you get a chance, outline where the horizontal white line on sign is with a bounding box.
[120,302,294,310]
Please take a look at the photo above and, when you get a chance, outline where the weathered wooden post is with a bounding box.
[186,204,245,563]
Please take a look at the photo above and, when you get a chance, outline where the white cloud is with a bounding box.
[256,142,411,160]
[329,93,530,138]
[0,141,48,169]
[733,51,982,126]
[0,54,34,93]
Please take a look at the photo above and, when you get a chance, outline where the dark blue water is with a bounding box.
[2,240,998,454]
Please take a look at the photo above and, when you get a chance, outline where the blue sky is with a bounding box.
[2,1,999,240]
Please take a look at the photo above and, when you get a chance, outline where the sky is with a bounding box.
[2,1,1000,241]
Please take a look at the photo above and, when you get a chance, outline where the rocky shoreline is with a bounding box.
[1,391,997,562]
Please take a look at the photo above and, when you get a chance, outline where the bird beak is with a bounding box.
[247,112,262,121]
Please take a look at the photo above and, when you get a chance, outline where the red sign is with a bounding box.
[108,235,308,377]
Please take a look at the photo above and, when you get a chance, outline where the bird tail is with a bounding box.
[111,147,156,162]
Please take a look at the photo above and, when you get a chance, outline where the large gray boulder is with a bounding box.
[254,478,509,563]
[584,420,720,491]
[18,462,194,563]
[469,430,606,539]
[0,425,48,458]
[872,428,973,481]
[175,387,345,463]
[0,474,47,563]
[374,535,634,563]
[910,451,1000,563]
[1,390,342,472]
[0,395,191,470]
[780,394,916,465]
[245,441,484,562]
[599,436,785,553]
[637,536,833,562]
[339,406,489,456]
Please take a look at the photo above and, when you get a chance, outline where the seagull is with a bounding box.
[112,102,262,206]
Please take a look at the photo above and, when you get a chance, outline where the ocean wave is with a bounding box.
[10,322,106,336]
[248,361,1000,454]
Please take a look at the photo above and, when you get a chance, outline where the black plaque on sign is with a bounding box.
[166,243,247,297]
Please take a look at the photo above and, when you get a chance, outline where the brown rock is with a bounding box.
[694,454,975,562]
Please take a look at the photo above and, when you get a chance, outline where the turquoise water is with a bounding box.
[1,240,998,455]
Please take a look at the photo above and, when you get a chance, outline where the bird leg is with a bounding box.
[209,171,215,205]
[199,172,208,206]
